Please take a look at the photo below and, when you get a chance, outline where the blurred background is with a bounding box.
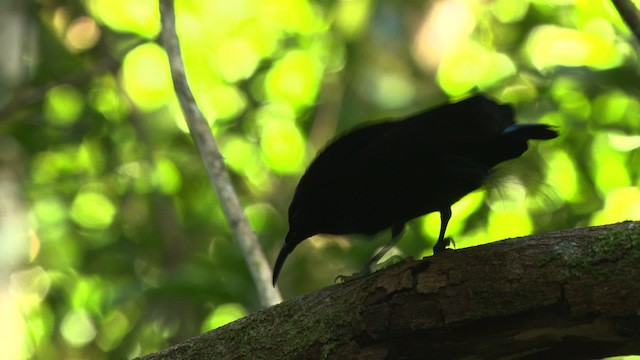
[1,0,639,358]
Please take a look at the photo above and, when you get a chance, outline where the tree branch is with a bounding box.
[158,0,281,307]
[137,221,640,359]
[612,0,640,42]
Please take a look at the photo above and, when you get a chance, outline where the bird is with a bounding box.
[272,95,558,285]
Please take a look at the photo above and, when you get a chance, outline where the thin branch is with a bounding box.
[612,0,640,42]
[158,0,281,307]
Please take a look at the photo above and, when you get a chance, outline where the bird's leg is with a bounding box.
[364,223,404,270]
[335,224,405,283]
[433,207,454,254]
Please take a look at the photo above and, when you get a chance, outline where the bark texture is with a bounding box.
[139,221,640,360]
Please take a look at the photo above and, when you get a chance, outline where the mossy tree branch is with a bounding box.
[138,221,640,360]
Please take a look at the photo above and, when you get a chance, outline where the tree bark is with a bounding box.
[138,221,640,360]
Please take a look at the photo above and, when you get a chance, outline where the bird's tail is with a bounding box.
[488,123,558,165]
[503,123,559,140]
[272,233,297,286]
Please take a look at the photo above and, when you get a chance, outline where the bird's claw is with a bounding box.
[334,254,407,283]
[334,271,367,283]
[372,254,405,271]
[433,237,455,255]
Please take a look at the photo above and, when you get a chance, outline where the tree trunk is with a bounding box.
[138,221,640,360]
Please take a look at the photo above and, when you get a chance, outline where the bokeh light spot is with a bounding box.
[10,267,51,310]
[87,0,160,38]
[65,16,101,51]
[70,191,116,229]
[590,187,640,226]
[61,309,96,348]
[265,51,322,108]
[487,210,532,240]
[215,39,260,82]
[122,43,173,111]
[526,25,624,71]
[96,311,130,351]
[201,303,247,332]
[545,149,579,202]
[437,42,516,96]
[44,85,84,126]
[591,134,631,195]
[260,119,305,174]
[152,158,182,195]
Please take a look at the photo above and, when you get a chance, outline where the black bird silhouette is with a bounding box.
[272,95,558,285]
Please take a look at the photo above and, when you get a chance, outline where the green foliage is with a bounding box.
[1,0,639,359]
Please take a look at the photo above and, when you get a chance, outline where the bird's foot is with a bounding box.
[334,255,406,283]
[433,237,455,255]
[371,254,405,271]
[334,270,369,283]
